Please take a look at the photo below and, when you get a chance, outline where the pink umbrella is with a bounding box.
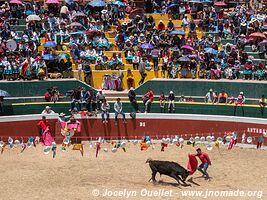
[46,0,59,4]
[259,39,267,46]
[10,0,22,4]
[181,45,194,51]
[214,1,227,6]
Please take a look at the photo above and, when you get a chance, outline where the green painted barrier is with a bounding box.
[135,80,267,98]
[0,80,95,97]
[1,102,266,119]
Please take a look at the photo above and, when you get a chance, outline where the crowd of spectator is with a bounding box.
[0,0,266,89]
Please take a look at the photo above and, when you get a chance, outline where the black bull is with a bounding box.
[146,159,190,185]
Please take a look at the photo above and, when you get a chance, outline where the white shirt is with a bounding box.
[182,18,189,26]
[78,64,83,71]
[41,109,55,115]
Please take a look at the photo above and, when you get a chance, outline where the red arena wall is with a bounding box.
[0,114,266,144]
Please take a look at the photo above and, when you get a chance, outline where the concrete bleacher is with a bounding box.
[10,14,267,89]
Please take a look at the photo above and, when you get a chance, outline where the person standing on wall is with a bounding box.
[168,91,175,113]
[138,57,147,85]
[128,87,140,113]
[259,95,266,117]
[0,96,3,113]
[143,89,154,114]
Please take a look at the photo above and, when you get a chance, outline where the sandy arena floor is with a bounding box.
[0,142,266,200]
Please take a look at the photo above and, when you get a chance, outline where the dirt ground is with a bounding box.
[0,142,266,200]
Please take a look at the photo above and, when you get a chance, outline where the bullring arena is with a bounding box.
[1,0,267,198]
[0,112,266,200]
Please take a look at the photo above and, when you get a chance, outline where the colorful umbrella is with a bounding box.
[0,90,10,97]
[249,32,267,39]
[42,54,56,60]
[68,22,83,27]
[43,41,57,48]
[204,48,218,55]
[181,45,194,51]
[9,0,22,4]
[167,4,179,10]
[178,56,190,62]
[170,30,185,35]
[112,1,125,6]
[69,31,84,35]
[202,0,212,3]
[26,15,41,22]
[57,53,70,60]
[189,0,202,3]
[259,40,267,46]
[72,12,87,18]
[45,0,59,4]
[171,47,180,52]
[88,0,106,7]
[214,1,227,6]
[140,44,154,49]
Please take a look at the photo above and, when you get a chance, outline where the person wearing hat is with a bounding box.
[181,16,189,32]
[101,9,109,31]
[167,18,174,32]
[179,95,186,102]
[137,20,145,33]
[77,59,83,81]
[114,98,126,125]
[168,91,175,113]
[234,92,245,116]
[60,3,69,19]
[157,20,165,31]
[205,89,217,104]
[41,106,55,115]
[96,89,105,111]
[243,60,253,80]
[240,21,247,35]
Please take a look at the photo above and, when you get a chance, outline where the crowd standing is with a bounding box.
[0,0,266,90]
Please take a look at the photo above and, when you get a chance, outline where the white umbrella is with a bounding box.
[0,90,10,97]
[26,15,41,22]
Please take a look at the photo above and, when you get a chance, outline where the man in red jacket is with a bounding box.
[195,148,211,179]
[143,89,154,113]
[37,116,50,136]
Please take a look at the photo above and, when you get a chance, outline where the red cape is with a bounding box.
[187,154,198,175]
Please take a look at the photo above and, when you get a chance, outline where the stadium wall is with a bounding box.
[0,114,266,144]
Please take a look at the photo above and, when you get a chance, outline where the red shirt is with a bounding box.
[196,152,211,165]
[37,120,50,131]
[159,95,166,101]
[147,90,154,102]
